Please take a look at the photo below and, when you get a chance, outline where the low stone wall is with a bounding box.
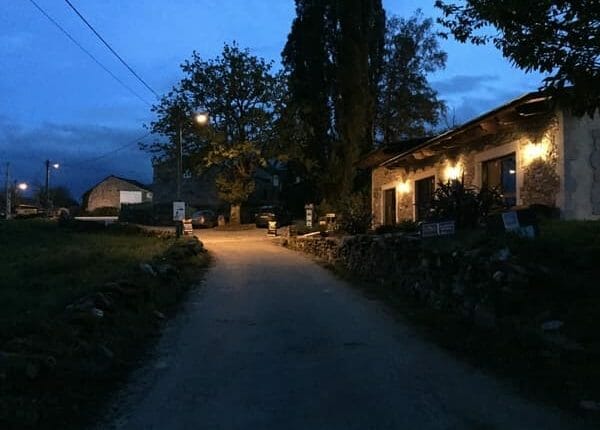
[285,233,530,329]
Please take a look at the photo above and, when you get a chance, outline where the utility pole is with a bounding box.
[45,159,50,209]
[4,162,10,220]
[176,124,182,201]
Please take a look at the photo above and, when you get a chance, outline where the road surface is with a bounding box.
[100,229,591,429]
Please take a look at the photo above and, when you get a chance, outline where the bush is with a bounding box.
[429,180,503,229]
[87,206,119,216]
[338,192,373,235]
[374,219,419,235]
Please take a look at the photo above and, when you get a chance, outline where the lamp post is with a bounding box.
[4,162,10,219]
[175,112,209,201]
[45,160,59,209]
[174,112,209,237]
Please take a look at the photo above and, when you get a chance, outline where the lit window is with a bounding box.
[482,153,516,206]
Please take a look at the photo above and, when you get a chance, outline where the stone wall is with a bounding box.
[285,233,530,328]
[562,110,600,219]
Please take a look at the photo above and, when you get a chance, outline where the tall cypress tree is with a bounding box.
[282,0,385,202]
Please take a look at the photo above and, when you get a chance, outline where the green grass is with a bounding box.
[0,219,175,340]
[0,219,210,429]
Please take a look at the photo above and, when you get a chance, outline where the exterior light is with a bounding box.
[194,112,209,125]
[17,183,28,191]
[52,163,60,169]
[523,140,548,165]
[445,164,462,181]
[398,181,411,194]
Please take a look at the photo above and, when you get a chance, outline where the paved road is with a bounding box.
[101,229,591,429]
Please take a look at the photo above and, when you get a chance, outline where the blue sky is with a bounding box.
[1,0,544,199]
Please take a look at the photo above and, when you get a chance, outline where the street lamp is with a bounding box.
[176,112,210,201]
[45,160,60,209]
[17,182,28,191]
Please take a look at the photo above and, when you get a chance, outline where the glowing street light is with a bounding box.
[194,112,209,126]
[17,182,28,191]
[45,160,60,208]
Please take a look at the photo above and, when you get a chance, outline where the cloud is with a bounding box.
[442,88,530,126]
[432,74,500,95]
[0,119,154,200]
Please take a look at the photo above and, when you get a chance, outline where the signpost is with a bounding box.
[173,201,186,238]
[267,220,278,236]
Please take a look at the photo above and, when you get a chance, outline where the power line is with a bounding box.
[64,0,159,99]
[27,0,151,106]
[61,131,153,168]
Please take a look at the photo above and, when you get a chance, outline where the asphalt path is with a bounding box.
[99,229,592,429]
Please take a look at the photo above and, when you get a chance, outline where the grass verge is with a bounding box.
[0,219,211,429]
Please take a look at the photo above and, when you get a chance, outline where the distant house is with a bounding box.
[361,92,600,226]
[82,175,153,212]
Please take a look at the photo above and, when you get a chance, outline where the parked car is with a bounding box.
[191,209,217,228]
[254,205,290,228]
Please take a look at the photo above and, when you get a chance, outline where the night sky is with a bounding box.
[1,0,544,201]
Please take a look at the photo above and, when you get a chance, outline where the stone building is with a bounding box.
[362,92,600,226]
[82,175,153,212]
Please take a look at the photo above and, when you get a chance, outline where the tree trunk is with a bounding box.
[230,204,241,225]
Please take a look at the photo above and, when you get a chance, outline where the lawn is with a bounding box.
[0,219,175,341]
[0,219,209,429]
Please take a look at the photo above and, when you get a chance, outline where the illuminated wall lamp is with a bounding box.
[397,181,411,194]
[445,165,462,181]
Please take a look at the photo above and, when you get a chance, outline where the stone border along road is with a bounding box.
[97,228,592,429]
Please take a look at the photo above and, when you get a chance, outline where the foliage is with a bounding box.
[435,0,600,117]
[337,192,373,235]
[377,11,447,144]
[428,179,504,228]
[282,0,386,201]
[374,219,419,235]
[143,43,283,217]
[87,206,120,216]
[34,185,77,208]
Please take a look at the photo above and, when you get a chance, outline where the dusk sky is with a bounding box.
[1,0,545,200]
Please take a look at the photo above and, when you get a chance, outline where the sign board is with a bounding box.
[438,220,456,236]
[421,222,440,238]
[183,219,194,236]
[501,211,520,231]
[421,220,456,238]
[305,204,314,228]
[173,201,186,221]
[267,220,278,236]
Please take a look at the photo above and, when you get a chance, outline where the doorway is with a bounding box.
[415,176,435,221]
[383,188,396,225]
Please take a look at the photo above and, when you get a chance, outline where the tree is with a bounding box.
[282,0,386,201]
[35,186,77,208]
[377,11,447,144]
[144,44,284,223]
[435,0,600,117]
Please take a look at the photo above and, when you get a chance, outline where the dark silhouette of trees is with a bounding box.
[435,0,600,117]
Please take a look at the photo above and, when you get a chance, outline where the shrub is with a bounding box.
[375,219,419,235]
[429,180,503,229]
[338,192,373,235]
[87,206,119,216]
